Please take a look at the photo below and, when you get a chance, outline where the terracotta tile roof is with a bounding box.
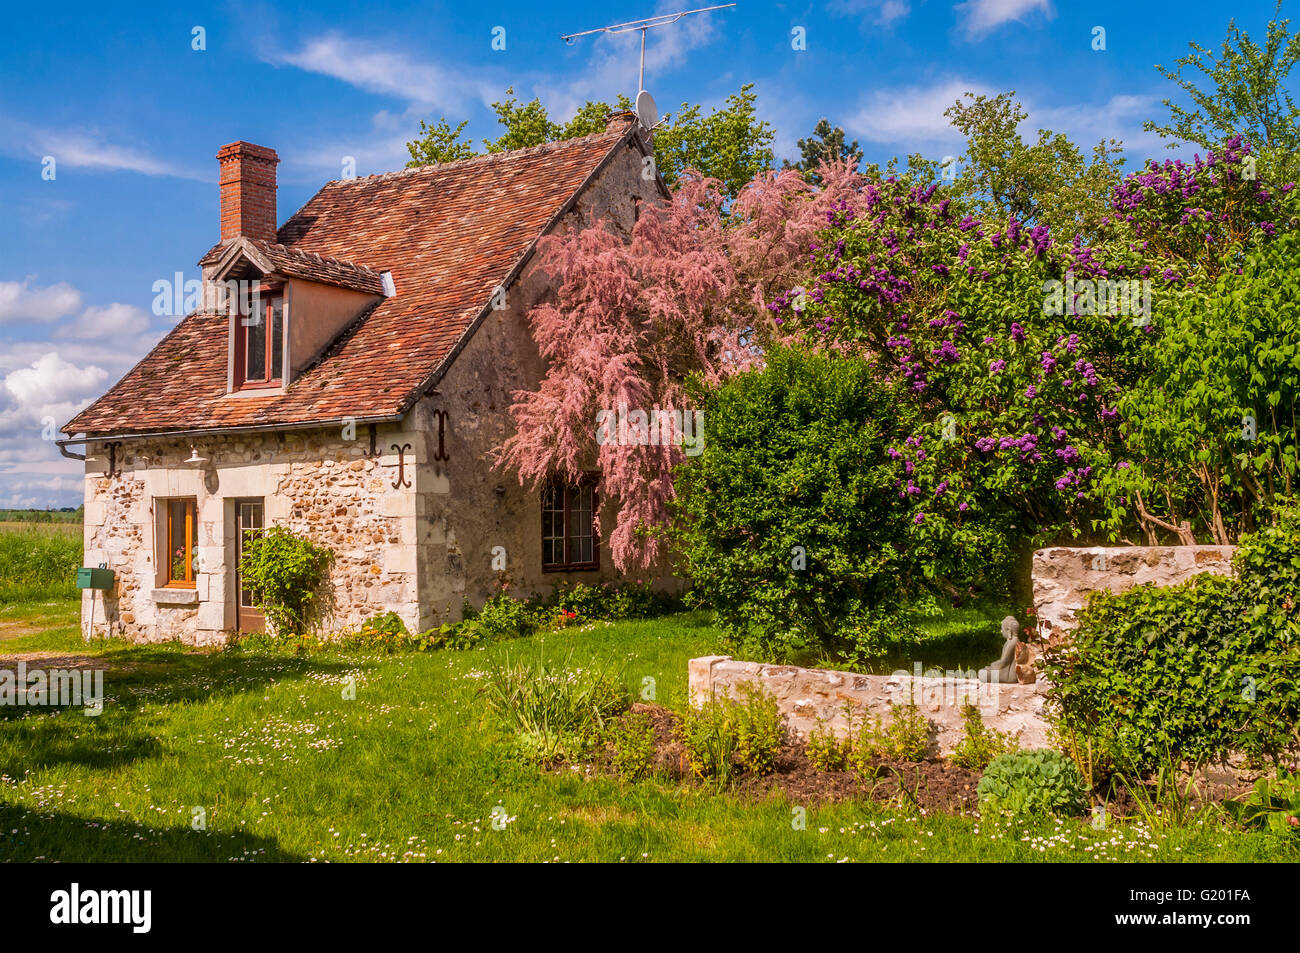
[64,127,638,437]
[198,237,388,296]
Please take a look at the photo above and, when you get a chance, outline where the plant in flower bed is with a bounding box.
[804,701,937,777]
[1047,500,1300,776]
[478,649,630,764]
[976,750,1089,819]
[605,710,658,781]
[237,581,673,656]
[1224,768,1300,837]
[950,704,1020,770]
[680,687,786,784]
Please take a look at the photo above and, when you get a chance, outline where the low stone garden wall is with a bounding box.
[1032,545,1235,641]
[688,655,1052,756]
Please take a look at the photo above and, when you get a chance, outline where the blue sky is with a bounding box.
[0,0,1280,507]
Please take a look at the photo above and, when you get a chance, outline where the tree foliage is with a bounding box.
[783,118,862,185]
[651,84,776,196]
[404,85,774,197]
[405,118,476,167]
[1145,0,1300,162]
[944,92,1125,239]
[671,346,925,663]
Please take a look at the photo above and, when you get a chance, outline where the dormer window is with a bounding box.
[236,286,284,388]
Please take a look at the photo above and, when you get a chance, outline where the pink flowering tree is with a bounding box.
[497,162,861,571]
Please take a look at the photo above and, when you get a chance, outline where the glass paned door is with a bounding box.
[236,500,265,633]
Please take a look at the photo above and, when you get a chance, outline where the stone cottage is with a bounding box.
[59,114,667,644]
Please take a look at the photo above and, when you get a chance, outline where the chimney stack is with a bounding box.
[605,110,639,134]
[217,141,279,243]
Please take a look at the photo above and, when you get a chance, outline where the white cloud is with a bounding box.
[829,0,913,27]
[954,0,1054,39]
[0,279,82,325]
[848,78,996,150]
[846,79,1170,168]
[56,303,151,340]
[3,352,109,413]
[0,115,202,180]
[267,32,497,113]
[1027,92,1172,163]
[539,3,721,119]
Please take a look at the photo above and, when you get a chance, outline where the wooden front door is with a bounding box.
[235,500,265,633]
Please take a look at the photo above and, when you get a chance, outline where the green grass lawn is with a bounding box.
[0,599,1294,863]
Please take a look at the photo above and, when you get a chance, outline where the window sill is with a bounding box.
[224,383,285,399]
[152,587,199,606]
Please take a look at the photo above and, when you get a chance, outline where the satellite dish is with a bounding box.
[635,89,659,130]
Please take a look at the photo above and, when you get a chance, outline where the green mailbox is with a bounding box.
[77,566,115,591]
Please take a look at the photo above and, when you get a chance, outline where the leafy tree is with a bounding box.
[943,92,1125,239]
[1145,0,1300,160]
[783,118,863,184]
[482,87,560,152]
[407,85,774,197]
[1102,226,1300,544]
[405,118,476,167]
[652,84,776,196]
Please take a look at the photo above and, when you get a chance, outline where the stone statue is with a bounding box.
[979,616,1021,684]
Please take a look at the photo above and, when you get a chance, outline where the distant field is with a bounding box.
[0,521,80,537]
[0,523,83,604]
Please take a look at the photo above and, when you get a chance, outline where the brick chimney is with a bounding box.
[217,141,279,243]
[605,110,639,134]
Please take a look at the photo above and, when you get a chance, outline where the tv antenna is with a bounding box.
[561,4,736,121]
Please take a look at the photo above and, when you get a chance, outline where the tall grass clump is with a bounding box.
[0,526,81,603]
[478,650,630,763]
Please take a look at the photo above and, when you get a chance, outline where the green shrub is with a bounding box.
[950,704,1020,770]
[478,651,630,764]
[237,526,334,635]
[671,346,941,664]
[1047,502,1300,773]
[806,719,850,772]
[550,580,673,622]
[607,711,657,781]
[1223,768,1300,837]
[733,686,785,775]
[977,750,1088,818]
[883,701,931,762]
[465,590,536,641]
[679,688,785,782]
[847,714,888,777]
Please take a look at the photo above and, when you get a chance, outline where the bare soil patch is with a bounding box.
[612,703,1268,817]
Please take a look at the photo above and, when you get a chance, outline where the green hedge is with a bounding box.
[1047,501,1300,772]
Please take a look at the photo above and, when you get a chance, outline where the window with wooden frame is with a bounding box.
[163,498,199,587]
[234,285,284,389]
[541,475,599,572]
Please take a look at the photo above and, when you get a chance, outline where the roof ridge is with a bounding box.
[322,127,628,188]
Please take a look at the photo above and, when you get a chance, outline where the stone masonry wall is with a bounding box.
[1032,545,1235,641]
[410,132,676,627]
[82,427,419,645]
[688,656,1052,755]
